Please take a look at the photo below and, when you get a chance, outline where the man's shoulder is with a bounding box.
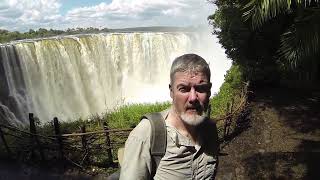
[206,118,217,125]
[129,109,168,141]
[200,118,219,155]
[128,118,152,142]
[201,118,218,132]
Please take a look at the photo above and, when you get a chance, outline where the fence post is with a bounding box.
[81,125,89,164]
[29,113,45,161]
[0,126,11,157]
[223,103,232,139]
[103,122,113,163]
[53,117,64,159]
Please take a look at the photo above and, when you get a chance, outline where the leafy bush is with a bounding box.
[210,64,244,118]
[103,102,171,129]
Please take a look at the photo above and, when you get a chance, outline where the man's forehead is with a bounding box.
[175,70,207,76]
[173,71,209,82]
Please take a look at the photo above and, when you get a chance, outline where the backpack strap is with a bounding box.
[141,112,167,178]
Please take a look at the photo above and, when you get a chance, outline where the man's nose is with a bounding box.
[188,87,198,103]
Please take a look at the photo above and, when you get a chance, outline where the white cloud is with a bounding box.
[65,0,214,29]
[0,0,62,31]
[0,0,215,31]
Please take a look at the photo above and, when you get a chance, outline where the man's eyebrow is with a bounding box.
[177,83,186,86]
[195,82,211,86]
[176,82,189,87]
[195,83,210,86]
[176,82,210,87]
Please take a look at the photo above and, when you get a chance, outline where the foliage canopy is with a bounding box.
[209,0,320,87]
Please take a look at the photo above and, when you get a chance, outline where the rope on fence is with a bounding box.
[57,128,133,137]
[0,123,132,141]
[0,123,56,140]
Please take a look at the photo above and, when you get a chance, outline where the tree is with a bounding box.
[209,0,320,87]
[208,0,282,85]
[242,0,320,68]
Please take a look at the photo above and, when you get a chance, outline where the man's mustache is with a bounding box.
[185,104,203,111]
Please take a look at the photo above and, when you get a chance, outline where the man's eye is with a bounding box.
[179,87,190,93]
[195,84,211,93]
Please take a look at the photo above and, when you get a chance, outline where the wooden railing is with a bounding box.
[0,115,133,169]
[214,81,251,145]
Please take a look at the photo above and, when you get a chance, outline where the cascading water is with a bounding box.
[0,31,231,126]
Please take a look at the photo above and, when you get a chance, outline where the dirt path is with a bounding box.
[0,160,111,180]
[216,87,320,180]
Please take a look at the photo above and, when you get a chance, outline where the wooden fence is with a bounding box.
[215,81,251,142]
[0,82,250,169]
[0,115,132,169]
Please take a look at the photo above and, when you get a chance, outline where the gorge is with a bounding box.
[0,31,231,126]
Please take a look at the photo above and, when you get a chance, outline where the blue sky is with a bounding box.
[0,0,216,32]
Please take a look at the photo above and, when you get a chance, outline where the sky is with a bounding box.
[0,0,216,32]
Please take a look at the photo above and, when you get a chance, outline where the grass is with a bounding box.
[104,102,171,129]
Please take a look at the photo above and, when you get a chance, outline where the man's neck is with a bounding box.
[167,109,199,145]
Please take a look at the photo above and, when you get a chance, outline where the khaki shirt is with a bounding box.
[120,109,218,180]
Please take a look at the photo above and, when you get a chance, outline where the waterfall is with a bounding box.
[0,32,231,126]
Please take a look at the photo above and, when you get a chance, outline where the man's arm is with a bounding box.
[120,119,152,180]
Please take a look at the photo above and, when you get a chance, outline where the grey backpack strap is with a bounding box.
[142,112,167,178]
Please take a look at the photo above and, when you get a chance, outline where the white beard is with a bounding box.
[180,112,207,126]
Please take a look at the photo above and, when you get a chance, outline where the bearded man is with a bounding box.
[120,53,219,180]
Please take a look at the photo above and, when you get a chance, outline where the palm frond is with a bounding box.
[243,0,319,28]
[243,0,292,28]
[278,12,320,68]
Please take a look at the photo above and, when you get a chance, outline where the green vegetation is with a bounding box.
[243,0,319,66]
[104,102,171,129]
[210,65,244,117]
[0,27,108,43]
[208,0,320,88]
[0,26,195,44]
[34,102,171,135]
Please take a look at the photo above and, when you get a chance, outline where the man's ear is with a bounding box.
[169,84,173,98]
